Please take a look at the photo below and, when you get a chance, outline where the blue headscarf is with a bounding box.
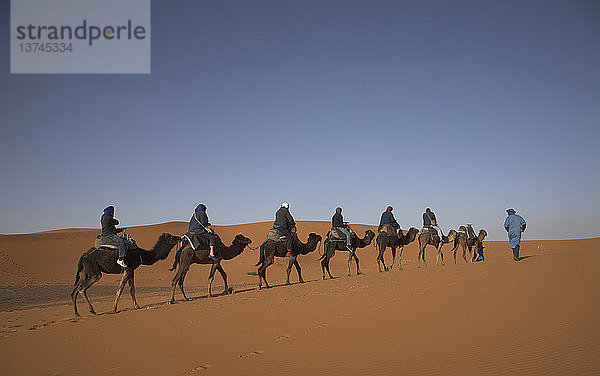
[103,206,114,215]
[195,203,207,212]
[506,208,516,215]
[426,208,431,213]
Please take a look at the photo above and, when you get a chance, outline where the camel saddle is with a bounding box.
[266,228,288,242]
[379,224,400,238]
[421,227,440,242]
[94,234,137,250]
[181,231,223,250]
[327,226,355,241]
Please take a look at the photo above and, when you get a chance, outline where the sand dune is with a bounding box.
[0,221,598,375]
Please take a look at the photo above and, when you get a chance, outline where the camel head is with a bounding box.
[405,227,419,242]
[478,229,487,241]
[153,233,182,260]
[300,233,322,255]
[446,229,458,242]
[364,229,376,241]
[233,234,253,248]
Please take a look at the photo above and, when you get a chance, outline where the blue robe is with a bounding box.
[504,214,526,248]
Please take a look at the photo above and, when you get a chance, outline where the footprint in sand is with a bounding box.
[447,281,459,286]
[309,323,329,330]
[240,350,264,358]
[275,334,292,341]
[369,306,383,311]
[337,313,351,319]
[190,364,211,372]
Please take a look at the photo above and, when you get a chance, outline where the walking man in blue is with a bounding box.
[504,208,526,261]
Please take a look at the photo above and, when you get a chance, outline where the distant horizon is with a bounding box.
[2,219,598,242]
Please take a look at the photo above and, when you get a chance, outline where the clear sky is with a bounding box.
[1,0,599,240]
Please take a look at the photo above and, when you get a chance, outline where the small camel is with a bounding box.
[319,229,376,279]
[376,227,419,272]
[450,228,488,263]
[417,228,458,267]
[71,233,180,316]
[169,234,252,303]
[256,232,322,290]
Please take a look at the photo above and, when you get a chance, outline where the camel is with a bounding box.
[375,227,419,272]
[450,228,488,263]
[71,232,181,317]
[417,228,458,267]
[169,234,252,303]
[255,232,322,290]
[319,229,376,279]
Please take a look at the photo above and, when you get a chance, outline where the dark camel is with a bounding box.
[417,228,458,267]
[450,228,488,263]
[71,233,181,317]
[375,227,419,272]
[169,234,252,303]
[319,229,376,279]
[255,232,322,290]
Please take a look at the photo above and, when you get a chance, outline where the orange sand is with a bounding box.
[0,221,598,375]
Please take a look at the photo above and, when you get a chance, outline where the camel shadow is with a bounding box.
[262,279,319,290]
[517,255,535,261]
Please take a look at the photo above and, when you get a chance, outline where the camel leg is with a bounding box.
[463,246,469,264]
[179,268,191,301]
[390,247,397,271]
[170,264,182,303]
[347,252,353,276]
[258,258,273,290]
[436,244,445,266]
[208,263,218,297]
[397,246,405,270]
[127,270,141,309]
[285,255,295,285]
[257,263,264,290]
[76,273,101,316]
[71,273,86,317]
[293,259,304,283]
[376,245,386,272]
[325,256,334,279]
[113,271,129,313]
[354,252,362,275]
[449,242,459,264]
[216,264,232,294]
[321,256,327,280]
[418,242,428,268]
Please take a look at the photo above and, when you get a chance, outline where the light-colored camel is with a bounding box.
[417,228,458,267]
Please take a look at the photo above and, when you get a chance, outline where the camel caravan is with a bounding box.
[71,203,487,316]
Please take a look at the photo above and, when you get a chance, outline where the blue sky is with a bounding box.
[1,0,599,240]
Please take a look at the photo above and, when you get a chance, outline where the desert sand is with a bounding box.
[0,221,599,375]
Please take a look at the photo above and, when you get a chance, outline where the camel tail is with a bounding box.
[73,249,92,286]
[169,242,186,271]
[317,242,327,261]
[255,244,265,266]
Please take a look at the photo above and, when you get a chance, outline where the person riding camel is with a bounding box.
[100,205,128,268]
[332,207,353,251]
[188,203,219,262]
[273,202,296,256]
[378,206,401,235]
[422,208,442,236]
